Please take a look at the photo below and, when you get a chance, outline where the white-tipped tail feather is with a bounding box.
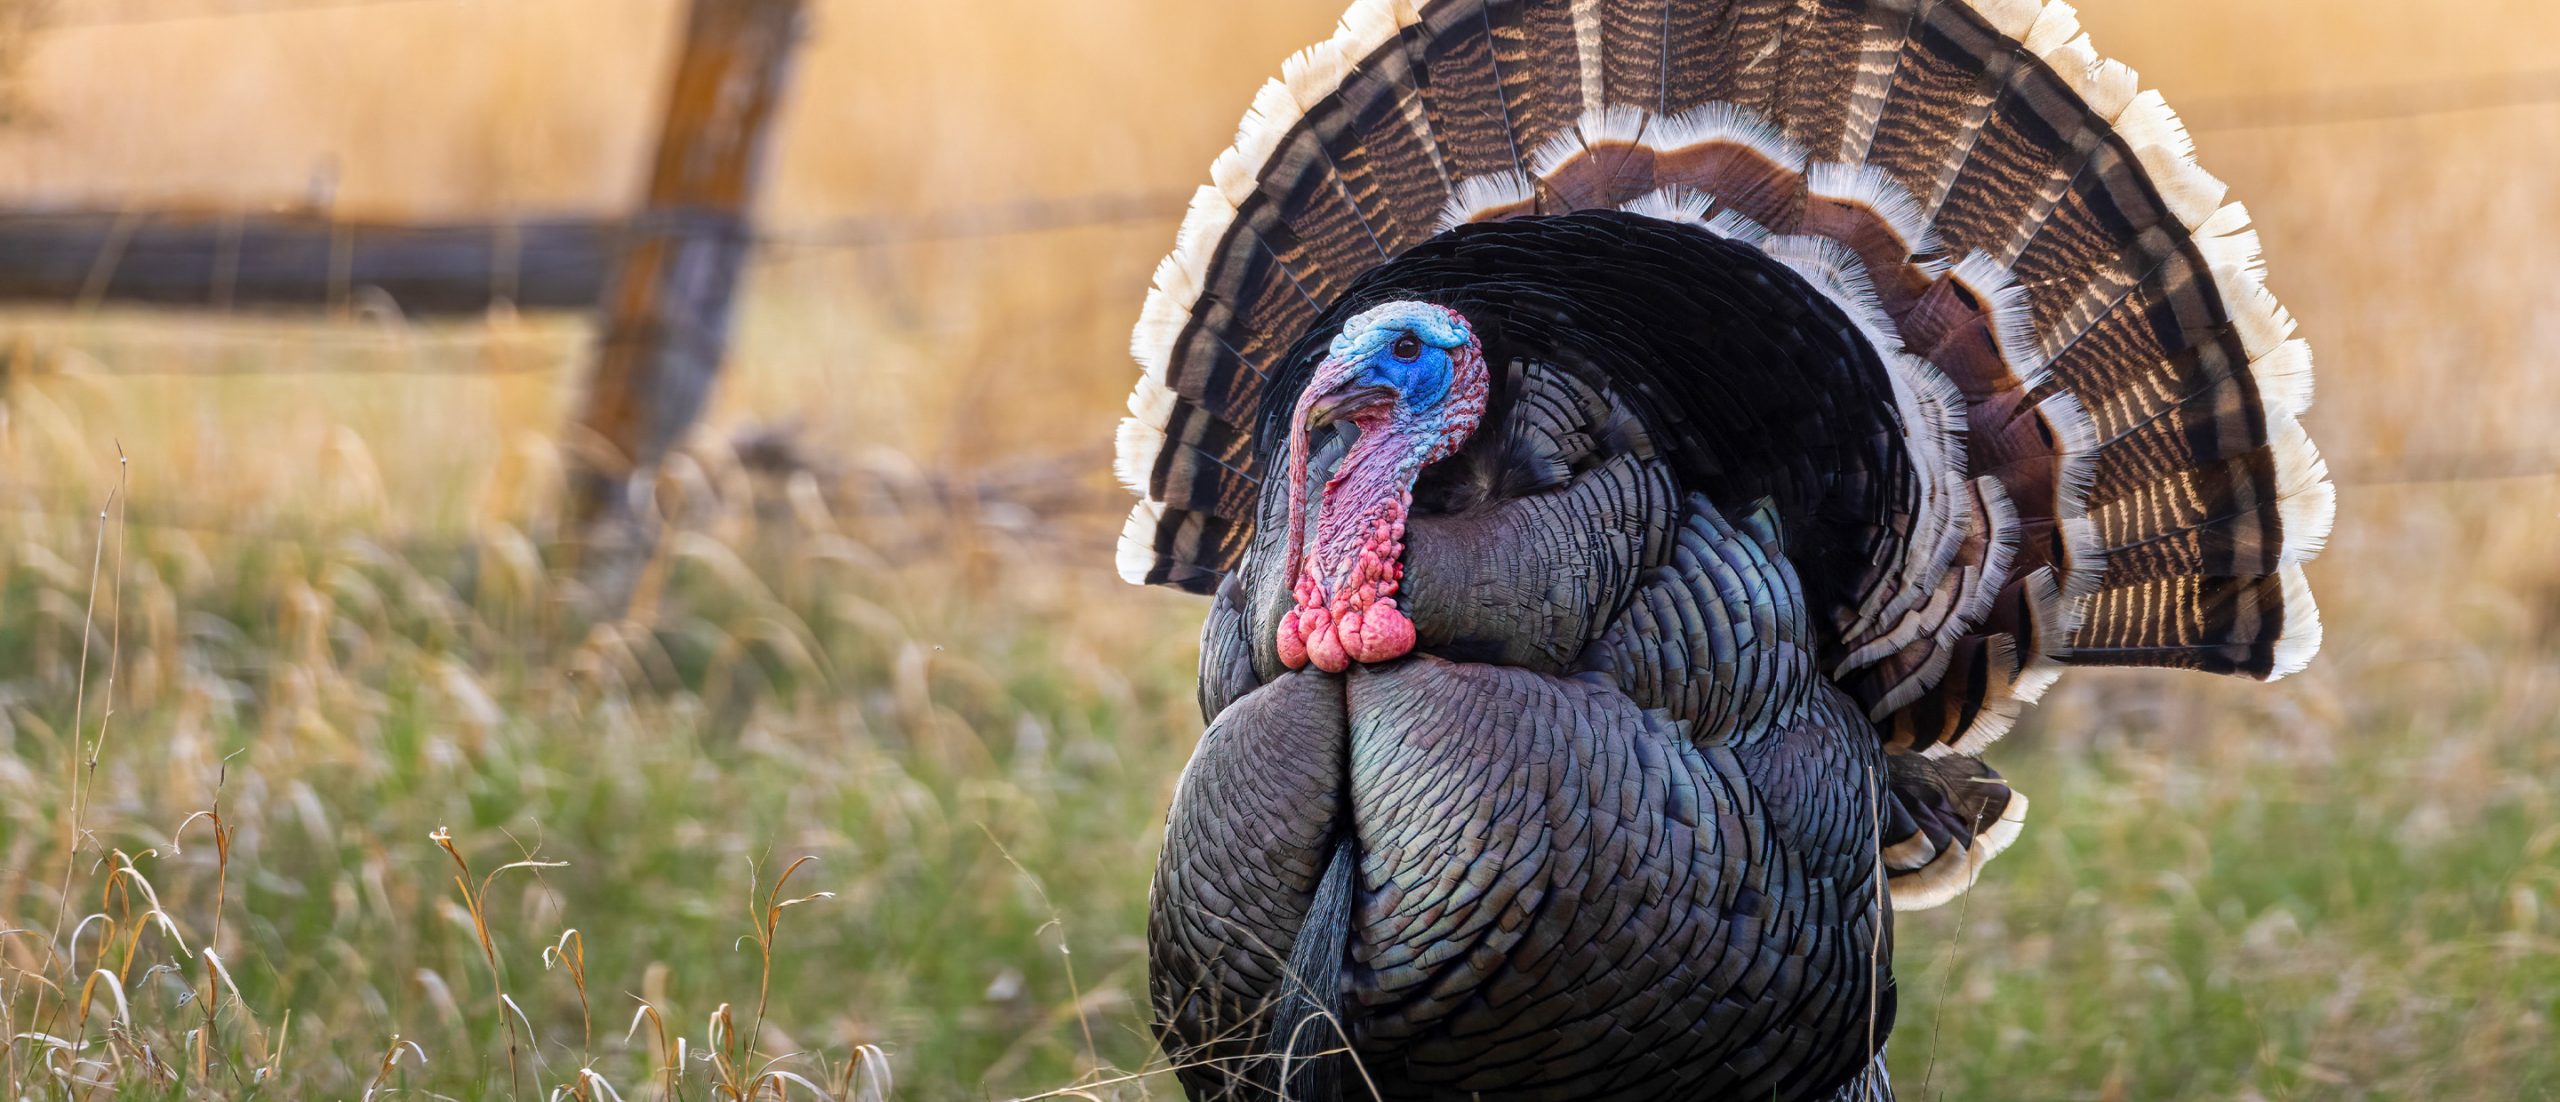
[1116,0,2329,831]
[2020,0,2084,56]
[1619,186,1720,227]
[1647,101,1809,173]
[2115,90,2229,229]
[2269,564,2324,680]
[1806,161,1944,257]
[1947,252,2052,388]
[1957,0,2044,40]
[1440,172,1540,231]
[1116,499,1167,586]
[1891,790,2032,911]
[2270,413,2337,567]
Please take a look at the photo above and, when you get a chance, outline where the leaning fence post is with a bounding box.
[565,0,807,608]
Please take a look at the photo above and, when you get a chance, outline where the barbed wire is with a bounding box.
[5,57,2552,287]
[0,193,1184,300]
[6,28,2559,445]
[2326,452,2560,488]
[2183,67,2560,132]
[1,448,2550,562]
[759,191,1190,249]
[43,0,2560,127]
[23,50,2560,310]
[0,442,1131,549]
[25,355,559,376]
[50,0,487,29]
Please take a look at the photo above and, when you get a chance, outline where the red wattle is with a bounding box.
[1276,608,1311,670]
[1285,505,1414,672]
[1345,599,1415,665]
[1306,621,1351,673]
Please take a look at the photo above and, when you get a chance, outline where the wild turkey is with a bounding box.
[1115,0,2331,1098]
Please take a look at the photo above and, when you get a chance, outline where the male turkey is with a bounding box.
[1116,0,2331,1098]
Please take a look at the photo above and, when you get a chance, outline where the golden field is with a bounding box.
[0,0,2556,1097]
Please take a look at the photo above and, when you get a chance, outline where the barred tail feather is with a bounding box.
[1115,0,2328,899]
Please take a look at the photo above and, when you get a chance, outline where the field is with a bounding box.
[3,0,2559,1097]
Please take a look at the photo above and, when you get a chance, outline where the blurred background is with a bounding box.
[0,0,2556,1097]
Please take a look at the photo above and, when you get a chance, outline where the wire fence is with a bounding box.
[8,193,2555,478]
[0,444,2544,567]
[40,0,2560,122]
[2183,67,2560,132]
[759,191,1192,250]
[0,435,1133,558]
[13,2,2560,497]
[49,0,528,29]
[17,43,2560,331]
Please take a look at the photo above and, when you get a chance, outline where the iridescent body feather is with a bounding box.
[1118,1,2330,1097]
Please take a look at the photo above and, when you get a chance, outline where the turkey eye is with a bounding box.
[1392,335,1423,360]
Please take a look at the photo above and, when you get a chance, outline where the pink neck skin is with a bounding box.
[1275,344,1486,673]
[1276,408,1426,672]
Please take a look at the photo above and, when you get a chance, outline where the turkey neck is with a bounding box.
[1288,413,1427,605]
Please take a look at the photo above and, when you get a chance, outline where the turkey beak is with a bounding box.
[1305,375,1397,429]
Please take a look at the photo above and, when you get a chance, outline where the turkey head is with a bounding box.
[1276,301,1488,673]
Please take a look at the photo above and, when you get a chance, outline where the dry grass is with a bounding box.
[1,0,2558,1097]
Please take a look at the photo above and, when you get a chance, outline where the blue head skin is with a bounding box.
[1301,302,1480,435]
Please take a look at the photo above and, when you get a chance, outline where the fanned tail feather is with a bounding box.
[1118,0,2328,897]
[1883,753,2030,909]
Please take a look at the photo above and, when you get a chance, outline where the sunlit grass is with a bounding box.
[0,424,1210,1094]
[2,0,2559,1096]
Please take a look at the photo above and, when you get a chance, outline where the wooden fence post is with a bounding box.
[566,0,806,603]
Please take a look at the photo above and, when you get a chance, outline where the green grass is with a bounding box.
[2,453,2556,1099]
[9,17,2560,1074]
[7,0,2560,1092]
[1896,714,2560,1099]
[0,475,1213,1097]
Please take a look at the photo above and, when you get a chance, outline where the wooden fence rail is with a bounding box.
[0,208,616,314]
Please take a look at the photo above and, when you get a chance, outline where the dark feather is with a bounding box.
[1133,4,2326,1091]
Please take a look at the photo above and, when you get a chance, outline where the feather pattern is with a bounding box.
[1121,0,2322,747]
[1130,0,2326,1095]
